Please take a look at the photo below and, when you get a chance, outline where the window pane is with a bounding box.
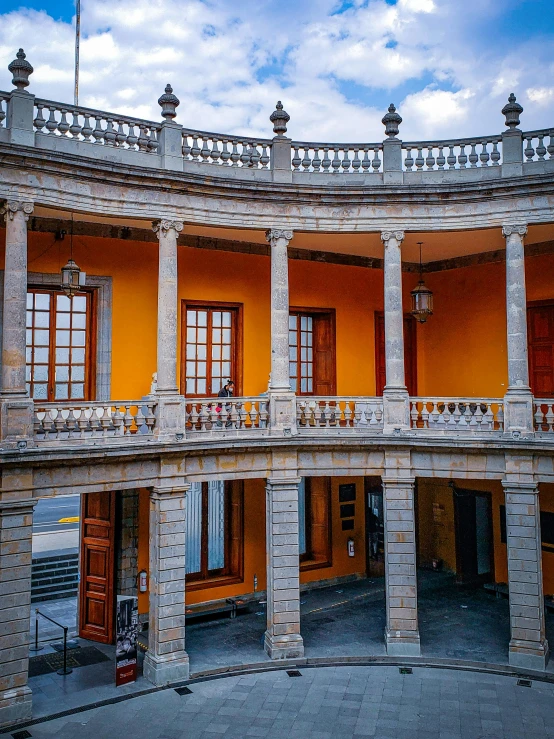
[211,378,222,394]
[35,347,49,363]
[222,362,231,376]
[56,294,71,311]
[212,328,221,344]
[197,362,206,377]
[197,379,206,394]
[34,365,48,382]
[26,365,31,382]
[298,478,307,556]
[56,348,69,363]
[26,312,33,328]
[35,293,50,310]
[72,365,85,381]
[26,293,33,309]
[222,329,231,343]
[72,313,86,329]
[222,312,231,328]
[26,329,32,345]
[186,483,202,574]
[72,331,86,347]
[197,344,206,360]
[187,310,197,326]
[197,311,207,327]
[197,328,207,344]
[56,312,70,329]
[289,331,297,345]
[290,378,297,392]
[187,327,196,342]
[26,348,32,363]
[55,366,69,382]
[186,344,196,359]
[301,378,307,392]
[289,362,296,378]
[186,361,196,376]
[35,329,50,346]
[222,345,230,360]
[55,383,68,399]
[301,316,308,330]
[33,384,48,399]
[212,312,221,327]
[289,346,297,361]
[212,345,221,360]
[186,378,196,394]
[71,295,87,312]
[208,481,225,570]
[289,315,297,329]
[56,330,70,346]
[70,383,85,399]
[72,348,85,363]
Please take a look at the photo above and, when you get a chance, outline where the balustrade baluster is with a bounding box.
[251,144,261,168]
[425,147,435,170]
[547,135,554,159]
[220,139,231,165]
[58,109,70,136]
[115,120,126,147]
[536,135,546,161]
[524,136,535,161]
[111,406,124,435]
[200,137,211,162]
[491,140,501,166]
[209,138,221,164]
[123,405,134,434]
[148,127,159,153]
[430,402,440,427]
[534,403,544,431]
[331,147,341,172]
[458,145,468,168]
[0,98,6,128]
[421,403,430,428]
[68,112,81,139]
[371,147,381,172]
[104,118,116,146]
[291,146,302,171]
[341,148,351,172]
[126,124,138,150]
[182,135,192,159]
[33,104,46,132]
[46,107,58,135]
[312,147,321,171]
[260,144,270,169]
[436,146,445,170]
[322,147,331,171]
[468,143,478,168]
[415,147,424,170]
[239,141,250,166]
[190,136,201,160]
[479,141,490,166]
[138,124,151,152]
[301,147,311,171]
[403,147,413,171]
[410,402,419,428]
[361,147,371,172]
[546,404,554,432]
[238,403,247,429]
[447,145,456,169]
[230,140,240,166]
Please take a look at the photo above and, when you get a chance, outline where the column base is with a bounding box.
[264,632,304,660]
[509,639,549,671]
[0,685,32,729]
[385,629,421,657]
[143,652,190,686]
[382,387,410,434]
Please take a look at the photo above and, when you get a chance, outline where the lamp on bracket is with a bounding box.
[410,241,433,323]
[61,213,86,297]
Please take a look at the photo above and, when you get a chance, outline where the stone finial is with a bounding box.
[158,84,180,120]
[502,93,523,130]
[382,103,402,139]
[8,48,34,91]
[270,101,290,137]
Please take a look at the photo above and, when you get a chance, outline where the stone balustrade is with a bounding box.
[0,92,8,128]
[290,142,383,174]
[33,400,157,442]
[410,398,504,432]
[534,400,554,433]
[402,135,502,171]
[185,397,269,434]
[296,397,384,431]
[182,129,272,169]
[523,129,554,163]
[33,98,160,151]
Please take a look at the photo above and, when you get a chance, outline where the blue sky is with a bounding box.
[1,0,553,141]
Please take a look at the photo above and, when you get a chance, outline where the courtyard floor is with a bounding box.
[23,572,554,725]
[8,664,554,739]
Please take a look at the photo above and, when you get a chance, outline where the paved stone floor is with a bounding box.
[25,573,554,723]
[11,665,554,739]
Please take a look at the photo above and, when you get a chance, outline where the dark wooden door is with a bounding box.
[528,302,554,397]
[453,489,493,586]
[79,491,116,644]
[375,313,417,395]
[313,313,336,395]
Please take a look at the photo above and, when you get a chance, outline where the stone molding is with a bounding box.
[266,228,293,244]
[151,485,188,499]
[502,224,528,237]
[0,200,34,222]
[152,219,184,235]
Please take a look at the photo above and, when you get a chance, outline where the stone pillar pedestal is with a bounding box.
[503,482,549,670]
[143,487,189,686]
[381,230,410,433]
[1,201,34,447]
[502,224,534,435]
[0,498,36,729]
[264,477,304,659]
[382,476,420,656]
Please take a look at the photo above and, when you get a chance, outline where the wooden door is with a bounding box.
[313,313,336,395]
[375,313,417,396]
[453,488,493,586]
[79,491,116,644]
[528,302,554,397]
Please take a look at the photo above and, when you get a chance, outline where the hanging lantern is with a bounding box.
[410,242,433,323]
[60,214,86,297]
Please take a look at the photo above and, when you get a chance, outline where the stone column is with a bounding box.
[152,219,185,440]
[265,229,297,434]
[381,230,410,432]
[0,201,34,444]
[502,224,534,434]
[382,476,420,656]
[264,477,304,659]
[503,481,549,670]
[0,498,36,728]
[143,486,189,686]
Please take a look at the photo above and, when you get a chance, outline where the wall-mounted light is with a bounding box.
[410,241,433,323]
[61,214,86,297]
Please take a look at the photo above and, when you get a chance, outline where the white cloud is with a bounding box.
[0,0,553,143]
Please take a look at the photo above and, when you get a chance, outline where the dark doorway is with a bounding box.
[453,487,494,586]
[375,312,417,396]
[364,478,384,578]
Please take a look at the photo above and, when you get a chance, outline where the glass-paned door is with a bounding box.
[184,305,237,396]
[185,480,227,580]
[289,314,313,394]
[26,290,92,401]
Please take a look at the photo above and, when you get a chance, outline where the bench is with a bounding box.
[184,595,259,622]
[483,582,554,612]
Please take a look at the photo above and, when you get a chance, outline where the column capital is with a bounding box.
[151,485,189,500]
[265,228,293,245]
[0,498,38,515]
[1,200,34,222]
[381,230,405,244]
[152,219,183,236]
[381,476,415,487]
[501,480,538,494]
[502,223,527,238]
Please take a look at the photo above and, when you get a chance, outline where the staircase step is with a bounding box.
[31,586,78,603]
[32,556,79,571]
[32,566,79,580]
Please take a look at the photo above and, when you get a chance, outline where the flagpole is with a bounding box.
[74,0,81,105]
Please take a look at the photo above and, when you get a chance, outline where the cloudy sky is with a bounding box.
[0,0,553,142]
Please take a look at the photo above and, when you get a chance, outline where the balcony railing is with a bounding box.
[185,397,269,434]
[534,400,554,433]
[33,401,157,442]
[410,398,504,432]
[296,397,384,431]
